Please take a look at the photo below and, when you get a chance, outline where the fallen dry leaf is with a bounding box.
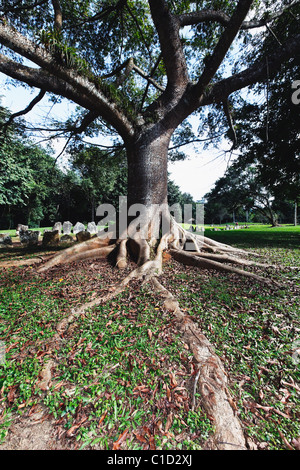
[98,411,108,427]
[113,428,129,450]
[66,417,88,437]
[169,372,178,388]
[165,412,173,432]
[133,432,147,443]
[156,419,163,433]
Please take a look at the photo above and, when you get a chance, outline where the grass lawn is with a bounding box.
[0,224,299,450]
[204,224,300,249]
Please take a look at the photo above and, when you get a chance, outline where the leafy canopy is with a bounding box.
[1,0,299,146]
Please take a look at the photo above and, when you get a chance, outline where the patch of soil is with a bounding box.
[0,405,72,450]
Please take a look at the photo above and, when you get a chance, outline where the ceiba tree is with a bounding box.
[0,0,299,449]
[0,0,298,253]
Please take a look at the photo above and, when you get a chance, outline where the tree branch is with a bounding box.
[195,0,254,94]
[52,0,63,33]
[161,0,254,129]
[132,62,165,92]
[201,33,300,105]
[0,54,88,107]
[0,20,94,93]
[0,22,135,140]
[178,1,300,30]
[139,53,163,111]
[0,88,46,131]
[68,0,127,29]
[101,57,165,92]
[223,100,237,149]
[178,10,230,28]
[169,134,224,151]
[0,0,47,15]
[148,0,188,88]
[125,2,152,61]
[72,110,99,135]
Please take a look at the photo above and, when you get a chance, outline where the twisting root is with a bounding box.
[35,219,279,289]
[36,235,113,273]
[199,235,262,257]
[69,234,166,314]
[169,249,280,286]
[67,245,116,264]
[191,251,274,268]
[150,277,247,450]
[127,233,151,266]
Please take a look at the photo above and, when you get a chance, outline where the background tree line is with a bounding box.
[204,17,300,227]
[0,104,196,230]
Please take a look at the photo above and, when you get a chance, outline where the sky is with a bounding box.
[0,73,234,201]
[168,148,232,201]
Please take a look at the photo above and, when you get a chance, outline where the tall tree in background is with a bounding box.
[0,105,65,228]
[204,163,281,226]
[201,3,300,225]
[226,26,300,224]
[0,0,299,448]
[70,145,127,221]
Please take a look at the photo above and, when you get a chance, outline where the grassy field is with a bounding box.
[204,224,300,249]
[0,225,299,450]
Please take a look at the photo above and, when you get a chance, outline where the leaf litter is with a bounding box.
[0,244,299,450]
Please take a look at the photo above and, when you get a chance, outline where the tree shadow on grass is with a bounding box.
[0,242,71,263]
[204,227,300,249]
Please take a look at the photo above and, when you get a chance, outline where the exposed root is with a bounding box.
[200,235,261,257]
[66,245,115,264]
[32,222,284,450]
[2,215,288,451]
[169,249,280,287]
[46,232,248,450]
[36,235,112,273]
[191,251,274,268]
[201,236,241,251]
[68,234,171,316]
[116,239,128,269]
[127,233,151,266]
[150,277,247,450]
[35,219,279,290]
[173,223,200,252]
[0,255,53,268]
[192,368,201,411]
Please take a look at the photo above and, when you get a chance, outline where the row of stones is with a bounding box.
[0,221,101,246]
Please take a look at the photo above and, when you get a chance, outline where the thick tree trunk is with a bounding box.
[127,126,171,207]
[125,126,173,241]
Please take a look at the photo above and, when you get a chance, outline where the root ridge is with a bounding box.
[150,277,247,450]
[33,222,282,450]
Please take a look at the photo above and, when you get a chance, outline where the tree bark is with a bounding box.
[125,125,173,240]
[127,127,170,206]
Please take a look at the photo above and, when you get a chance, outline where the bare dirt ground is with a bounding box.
[0,405,73,450]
